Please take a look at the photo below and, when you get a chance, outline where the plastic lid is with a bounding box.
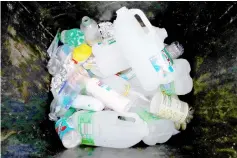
[82,16,91,27]
[72,43,92,63]
[62,130,81,148]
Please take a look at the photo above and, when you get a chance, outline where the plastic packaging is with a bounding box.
[165,42,184,59]
[80,16,102,46]
[47,56,64,76]
[71,95,105,111]
[160,75,193,95]
[47,31,60,58]
[150,90,189,123]
[92,38,130,77]
[60,29,85,47]
[69,110,148,148]
[72,43,92,64]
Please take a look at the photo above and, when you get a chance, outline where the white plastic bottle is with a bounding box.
[160,75,193,95]
[80,16,102,46]
[71,95,105,111]
[150,90,189,123]
[92,38,130,77]
[77,75,132,112]
[69,110,148,148]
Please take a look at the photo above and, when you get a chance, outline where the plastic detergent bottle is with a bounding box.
[60,29,85,47]
[160,75,193,95]
[80,16,102,46]
[92,37,130,77]
[69,110,148,148]
[71,95,105,111]
[55,108,81,148]
[114,7,172,91]
[150,90,189,123]
[72,43,92,64]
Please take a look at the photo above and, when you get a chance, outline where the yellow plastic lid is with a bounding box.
[72,43,92,64]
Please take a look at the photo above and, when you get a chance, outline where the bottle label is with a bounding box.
[97,81,112,91]
[149,55,161,72]
[161,48,174,72]
[157,94,188,123]
[160,82,175,95]
[119,69,136,80]
[55,118,74,140]
[78,111,95,145]
[137,109,160,122]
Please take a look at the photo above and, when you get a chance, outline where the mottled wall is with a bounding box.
[1,1,237,157]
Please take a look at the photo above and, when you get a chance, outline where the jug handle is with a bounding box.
[130,9,155,34]
[118,111,144,125]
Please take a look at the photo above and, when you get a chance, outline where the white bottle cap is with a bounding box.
[62,130,81,148]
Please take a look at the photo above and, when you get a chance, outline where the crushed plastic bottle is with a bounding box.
[165,42,184,59]
[150,90,189,123]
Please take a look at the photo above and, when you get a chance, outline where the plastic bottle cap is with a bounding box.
[72,43,92,63]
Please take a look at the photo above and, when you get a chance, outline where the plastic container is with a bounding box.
[165,42,184,59]
[72,43,92,64]
[92,38,130,77]
[71,95,105,111]
[160,75,193,95]
[69,110,149,148]
[60,29,85,47]
[150,90,189,123]
[114,7,172,91]
[80,16,102,46]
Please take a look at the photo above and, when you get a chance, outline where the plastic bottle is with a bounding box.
[92,38,130,77]
[55,108,81,148]
[81,76,132,112]
[150,90,189,123]
[60,29,85,47]
[71,95,105,111]
[165,42,184,59]
[69,110,148,148]
[114,7,171,91]
[160,75,193,95]
[80,16,102,46]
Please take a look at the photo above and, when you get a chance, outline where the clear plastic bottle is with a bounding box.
[165,42,184,59]
[80,16,102,46]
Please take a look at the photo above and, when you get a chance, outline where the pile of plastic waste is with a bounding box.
[47,7,194,149]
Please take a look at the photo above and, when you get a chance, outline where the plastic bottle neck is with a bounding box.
[82,16,92,27]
